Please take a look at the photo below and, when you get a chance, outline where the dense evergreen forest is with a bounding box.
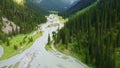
[0,0,46,41]
[54,0,120,68]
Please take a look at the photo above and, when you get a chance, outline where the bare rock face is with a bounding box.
[2,17,20,34]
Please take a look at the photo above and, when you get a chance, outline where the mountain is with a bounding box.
[26,0,80,12]
[54,0,120,68]
[60,0,97,17]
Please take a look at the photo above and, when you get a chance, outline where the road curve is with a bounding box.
[0,14,89,68]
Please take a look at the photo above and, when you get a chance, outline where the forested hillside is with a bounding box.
[25,0,48,14]
[0,0,46,41]
[26,0,80,12]
[60,0,97,17]
[54,0,120,68]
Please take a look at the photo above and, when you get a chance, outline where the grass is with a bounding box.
[0,31,42,60]
[54,43,95,67]
[55,44,86,63]
[45,44,52,51]
[55,44,120,68]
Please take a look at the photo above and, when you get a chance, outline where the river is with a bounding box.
[0,14,88,68]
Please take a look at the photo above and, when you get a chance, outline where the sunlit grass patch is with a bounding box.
[0,31,42,60]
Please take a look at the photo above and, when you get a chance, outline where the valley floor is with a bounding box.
[0,14,88,68]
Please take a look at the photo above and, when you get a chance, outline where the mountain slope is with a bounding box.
[39,0,68,11]
[26,0,80,12]
[0,0,46,41]
[60,0,97,17]
[54,0,120,68]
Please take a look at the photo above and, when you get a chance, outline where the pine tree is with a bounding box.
[48,34,51,45]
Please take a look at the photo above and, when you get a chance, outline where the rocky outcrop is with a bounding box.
[2,17,20,34]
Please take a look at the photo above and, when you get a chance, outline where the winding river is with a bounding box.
[0,14,88,68]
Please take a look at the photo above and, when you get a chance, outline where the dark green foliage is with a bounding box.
[0,0,47,41]
[14,45,18,50]
[0,30,7,43]
[47,34,51,45]
[6,39,10,46]
[55,0,120,68]
[28,37,33,42]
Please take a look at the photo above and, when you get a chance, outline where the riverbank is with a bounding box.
[45,43,89,68]
[0,29,42,61]
[0,46,4,57]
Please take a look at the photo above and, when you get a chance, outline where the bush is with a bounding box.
[14,45,18,50]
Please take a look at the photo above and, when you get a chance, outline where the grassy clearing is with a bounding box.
[0,31,42,60]
[55,44,86,62]
[45,44,52,51]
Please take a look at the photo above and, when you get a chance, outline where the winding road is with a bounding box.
[0,14,88,68]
